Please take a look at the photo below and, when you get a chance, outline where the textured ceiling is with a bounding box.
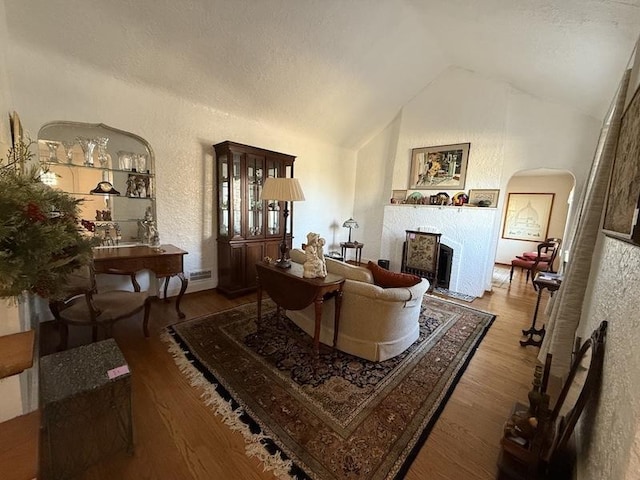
[4,0,640,148]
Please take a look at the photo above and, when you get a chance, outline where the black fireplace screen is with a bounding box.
[437,244,453,289]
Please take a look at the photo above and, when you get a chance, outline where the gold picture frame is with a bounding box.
[468,189,500,207]
[409,143,470,190]
[502,193,555,241]
[603,81,640,240]
[391,189,407,204]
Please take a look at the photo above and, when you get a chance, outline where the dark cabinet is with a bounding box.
[214,141,295,296]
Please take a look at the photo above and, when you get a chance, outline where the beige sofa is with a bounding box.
[287,249,430,361]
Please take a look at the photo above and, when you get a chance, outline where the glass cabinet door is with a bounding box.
[232,153,242,237]
[218,155,229,236]
[264,158,282,237]
[245,154,264,238]
[285,163,294,240]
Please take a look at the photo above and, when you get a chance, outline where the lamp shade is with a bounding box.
[342,218,359,229]
[260,177,305,201]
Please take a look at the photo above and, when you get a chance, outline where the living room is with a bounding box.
[1,1,640,479]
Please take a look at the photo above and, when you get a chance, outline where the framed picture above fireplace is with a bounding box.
[409,143,470,190]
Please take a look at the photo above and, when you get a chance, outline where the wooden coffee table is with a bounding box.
[255,262,344,356]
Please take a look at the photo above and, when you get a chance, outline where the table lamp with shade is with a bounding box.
[343,217,359,243]
[260,177,305,268]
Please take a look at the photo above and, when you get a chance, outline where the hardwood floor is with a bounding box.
[39,264,545,479]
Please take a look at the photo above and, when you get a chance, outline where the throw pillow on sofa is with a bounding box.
[366,261,421,288]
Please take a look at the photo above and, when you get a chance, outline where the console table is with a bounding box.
[93,244,188,318]
[255,262,344,356]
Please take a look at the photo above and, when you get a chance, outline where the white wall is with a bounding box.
[5,42,357,294]
[356,67,601,285]
[0,0,25,423]
[570,41,640,480]
[353,111,402,259]
[495,173,575,265]
[575,236,640,479]
[391,67,508,194]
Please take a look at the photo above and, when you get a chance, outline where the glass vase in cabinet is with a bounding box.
[37,121,157,248]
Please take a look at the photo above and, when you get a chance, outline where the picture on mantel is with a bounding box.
[409,143,470,190]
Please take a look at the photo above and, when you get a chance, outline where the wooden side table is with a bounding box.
[93,244,189,318]
[255,262,344,356]
[340,242,364,265]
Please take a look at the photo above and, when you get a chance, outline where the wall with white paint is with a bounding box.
[0,0,26,423]
[356,67,601,289]
[353,112,403,260]
[496,173,575,266]
[575,235,640,480]
[5,43,357,295]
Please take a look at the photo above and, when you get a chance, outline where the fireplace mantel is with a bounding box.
[380,205,499,297]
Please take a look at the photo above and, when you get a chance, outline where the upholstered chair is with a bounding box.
[49,263,151,350]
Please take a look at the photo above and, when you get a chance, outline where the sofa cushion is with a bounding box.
[366,261,421,288]
[325,258,373,283]
[289,248,374,284]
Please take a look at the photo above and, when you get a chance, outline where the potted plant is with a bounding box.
[0,138,96,300]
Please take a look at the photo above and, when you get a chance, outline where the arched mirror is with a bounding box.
[546,320,607,463]
[37,122,156,247]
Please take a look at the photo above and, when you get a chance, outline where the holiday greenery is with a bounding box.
[0,138,96,299]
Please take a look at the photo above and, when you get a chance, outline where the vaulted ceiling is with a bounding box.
[4,0,640,148]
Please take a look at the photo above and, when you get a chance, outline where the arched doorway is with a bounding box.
[496,168,576,270]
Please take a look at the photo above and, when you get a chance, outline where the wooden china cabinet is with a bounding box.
[214,141,295,297]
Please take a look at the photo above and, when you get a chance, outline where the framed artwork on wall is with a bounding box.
[409,143,470,190]
[468,189,500,207]
[603,81,640,241]
[502,193,555,241]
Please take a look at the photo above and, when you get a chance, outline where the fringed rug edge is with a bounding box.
[160,328,304,480]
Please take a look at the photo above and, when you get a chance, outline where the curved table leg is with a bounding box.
[130,273,141,292]
[176,273,188,319]
[313,296,324,357]
[163,276,170,302]
[332,288,343,349]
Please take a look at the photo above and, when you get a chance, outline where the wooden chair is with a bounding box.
[521,238,562,268]
[49,263,151,351]
[510,241,559,285]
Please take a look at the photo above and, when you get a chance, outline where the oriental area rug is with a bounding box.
[162,295,495,480]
